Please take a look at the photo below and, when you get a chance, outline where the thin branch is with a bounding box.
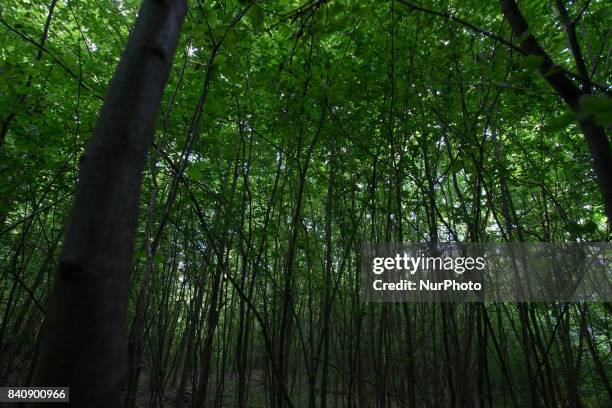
[397,0,526,55]
[555,0,591,90]
[397,0,609,95]
[0,17,103,100]
[573,0,592,26]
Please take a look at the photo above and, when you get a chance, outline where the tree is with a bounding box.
[29,0,186,406]
[499,0,612,223]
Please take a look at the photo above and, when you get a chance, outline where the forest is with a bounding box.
[0,0,611,407]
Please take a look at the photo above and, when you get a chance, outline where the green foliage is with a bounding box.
[520,54,544,71]
[580,95,612,126]
[0,0,610,405]
[544,111,576,132]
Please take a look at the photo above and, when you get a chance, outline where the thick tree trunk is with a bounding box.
[29,0,186,406]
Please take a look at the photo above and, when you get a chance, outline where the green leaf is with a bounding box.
[134,249,146,261]
[249,5,264,29]
[208,11,219,28]
[519,55,544,71]
[186,165,203,181]
[327,15,348,33]
[213,54,227,67]
[224,28,240,46]
[579,95,612,126]
[543,112,576,132]
[329,1,345,17]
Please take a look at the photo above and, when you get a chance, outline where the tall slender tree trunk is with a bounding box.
[29,1,186,406]
[124,168,158,408]
[319,146,335,408]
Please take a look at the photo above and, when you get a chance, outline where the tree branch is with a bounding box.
[0,17,103,100]
[554,0,591,91]
[397,0,608,97]
[498,0,583,110]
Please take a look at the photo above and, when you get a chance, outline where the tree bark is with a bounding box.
[29,0,186,406]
